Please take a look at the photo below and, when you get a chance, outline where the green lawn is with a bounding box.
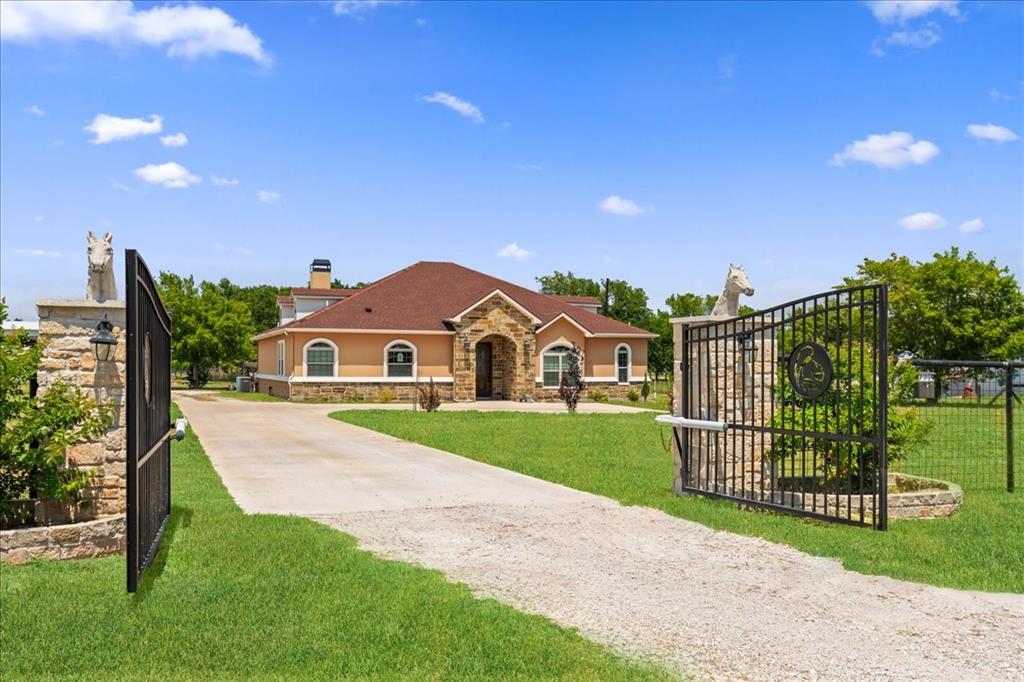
[216,389,286,402]
[0,406,671,680]
[331,410,1023,594]
[898,403,1019,491]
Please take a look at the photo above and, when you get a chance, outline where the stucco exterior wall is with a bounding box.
[534,318,587,355]
[586,337,648,380]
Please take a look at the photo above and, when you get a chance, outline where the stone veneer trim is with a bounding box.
[0,515,126,564]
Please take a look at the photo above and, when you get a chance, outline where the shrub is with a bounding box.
[418,377,441,412]
[378,388,396,403]
[588,389,609,403]
[641,377,651,401]
[627,389,640,402]
[559,344,584,413]
[0,301,112,528]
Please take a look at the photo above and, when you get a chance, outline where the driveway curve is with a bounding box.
[177,394,1024,681]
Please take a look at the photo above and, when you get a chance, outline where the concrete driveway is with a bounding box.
[175,393,1024,681]
[175,393,606,514]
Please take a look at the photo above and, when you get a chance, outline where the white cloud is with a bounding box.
[110,178,134,192]
[990,88,1014,102]
[415,18,429,29]
[884,23,942,49]
[160,132,188,147]
[497,242,531,260]
[333,1,406,17]
[0,1,270,65]
[959,218,984,233]
[258,190,280,203]
[830,131,939,169]
[14,248,62,258]
[599,195,653,217]
[49,138,63,147]
[32,215,44,222]
[515,163,542,172]
[898,212,946,231]
[211,175,239,187]
[85,113,162,144]
[866,1,959,24]
[134,162,201,188]
[420,91,484,123]
[23,103,45,116]
[966,123,1019,143]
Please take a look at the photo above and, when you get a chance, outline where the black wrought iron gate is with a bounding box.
[126,250,173,591]
[674,285,889,529]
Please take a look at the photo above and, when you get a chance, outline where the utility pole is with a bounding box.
[602,278,610,316]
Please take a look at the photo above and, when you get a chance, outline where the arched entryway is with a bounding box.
[475,334,517,399]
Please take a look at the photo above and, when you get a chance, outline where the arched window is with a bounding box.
[616,343,631,384]
[542,344,572,387]
[385,340,416,378]
[304,339,337,377]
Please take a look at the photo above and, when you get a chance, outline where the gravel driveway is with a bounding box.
[179,394,1024,681]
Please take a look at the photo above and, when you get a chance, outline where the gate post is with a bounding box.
[877,284,889,531]
[1007,362,1015,493]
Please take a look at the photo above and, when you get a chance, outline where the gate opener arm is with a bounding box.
[654,414,729,432]
[174,418,188,441]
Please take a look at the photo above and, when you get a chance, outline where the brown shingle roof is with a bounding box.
[289,287,358,297]
[262,262,654,337]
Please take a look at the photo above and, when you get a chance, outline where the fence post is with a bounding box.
[1007,362,1015,493]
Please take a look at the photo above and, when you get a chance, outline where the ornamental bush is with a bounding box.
[0,301,112,528]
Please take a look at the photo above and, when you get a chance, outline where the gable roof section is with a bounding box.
[257,262,654,338]
[550,295,602,306]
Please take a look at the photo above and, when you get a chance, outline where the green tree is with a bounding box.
[844,248,1024,360]
[0,301,112,527]
[158,273,256,387]
[331,278,372,290]
[644,310,674,379]
[665,293,717,317]
[536,271,602,299]
[604,279,650,328]
[215,279,287,334]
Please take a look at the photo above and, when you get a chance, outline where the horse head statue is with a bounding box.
[711,264,754,316]
[86,231,117,302]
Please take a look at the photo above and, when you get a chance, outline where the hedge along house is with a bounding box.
[253,260,655,401]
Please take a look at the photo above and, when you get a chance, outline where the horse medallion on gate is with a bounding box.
[788,341,833,399]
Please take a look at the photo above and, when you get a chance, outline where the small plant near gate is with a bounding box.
[627,389,640,403]
[588,389,609,403]
[559,344,584,413]
[379,388,397,403]
[0,302,112,528]
[418,377,442,412]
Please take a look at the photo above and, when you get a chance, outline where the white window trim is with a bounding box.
[276,339,286,376]
[615,343,631,385]
[537,341,574,387]
[302,337,339,377]
[384,339,418,378]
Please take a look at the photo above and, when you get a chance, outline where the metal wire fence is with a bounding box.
[895,360,1021,492]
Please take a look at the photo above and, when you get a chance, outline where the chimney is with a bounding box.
[309,259,332,289]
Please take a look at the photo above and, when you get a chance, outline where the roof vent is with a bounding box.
[364,306,373,313]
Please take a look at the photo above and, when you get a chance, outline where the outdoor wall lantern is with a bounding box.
[462,337,471,351]
[90,315,118,362]
[739,332,757,361]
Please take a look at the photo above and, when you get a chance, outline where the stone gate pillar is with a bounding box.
[35,299,127,521]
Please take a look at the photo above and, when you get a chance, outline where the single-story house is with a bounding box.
[253,259,656,401]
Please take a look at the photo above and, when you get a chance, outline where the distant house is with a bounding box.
[253,259,655,401]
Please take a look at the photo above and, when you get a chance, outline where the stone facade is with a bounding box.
[671,315,776,497]
[35,299,127,521]
[534,382,640,402]
[451,295,536,402]
[1,515,125,564]
[289,380,454,402]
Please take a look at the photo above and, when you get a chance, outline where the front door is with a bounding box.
[475,342,492,398]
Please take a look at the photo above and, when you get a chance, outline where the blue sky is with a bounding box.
[1,0,1021,320]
